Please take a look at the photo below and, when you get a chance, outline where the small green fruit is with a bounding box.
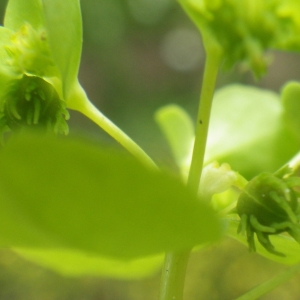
[237,171,300,256]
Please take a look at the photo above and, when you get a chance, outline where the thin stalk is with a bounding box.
[158,250,190,300]
[67,82,157,170]
[235,264,300,300]
[158,49,221,300]
[186,50,221,193]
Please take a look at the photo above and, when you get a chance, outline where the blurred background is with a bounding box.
[1,0,300,299]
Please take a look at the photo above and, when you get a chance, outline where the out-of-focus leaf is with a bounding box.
[205,84,299,179]
[15,248,163,279]
[0,133,221,260]
[281,81,300,141]
[155,104,194,177]
[226,215,300,265]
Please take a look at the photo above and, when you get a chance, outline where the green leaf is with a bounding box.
[0,27,14,62]
[41,0,82,99]
[15,248,163,279]
[155,104,194,177]
[0,26,17,98]
[0,133,221,259]
[205,84,299,179]
[4,0,44,31]
[226,215,300,265]
[154,85,298,180]
[281,81,300,141]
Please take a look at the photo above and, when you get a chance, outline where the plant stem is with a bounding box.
[235,264,300,300]
[186,50,221,193]
[67,82,157,170]
[158,250,190,300]
[158,50,221,300]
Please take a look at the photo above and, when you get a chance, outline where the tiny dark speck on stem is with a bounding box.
[199,119,203,124]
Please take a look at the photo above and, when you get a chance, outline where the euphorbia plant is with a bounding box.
[1,0,300,299]
[0,0,221,282]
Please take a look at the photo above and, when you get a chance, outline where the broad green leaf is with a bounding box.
[226,215,300,265]
[4,0,44,31]
[0,133,221,259]
[205,84,299,179]
[155,85,299,180]
[15,249,163,279]
[42,0,82,99]
[155,104,194,177]
[281,81,300,141]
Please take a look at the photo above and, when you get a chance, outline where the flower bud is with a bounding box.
[199,162,237,200]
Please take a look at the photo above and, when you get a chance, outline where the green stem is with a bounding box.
[158,250,190,300]
[158,50,221,300]
[67,82,157,170]
[288,151,300,176]
[187,50,221,193]
[235,264,300,300]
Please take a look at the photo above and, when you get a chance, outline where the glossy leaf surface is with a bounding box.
[0,133,221,260]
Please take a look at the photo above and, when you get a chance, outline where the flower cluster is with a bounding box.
[0,0,82,139]
[6,23,58,78]
[179,0,300,76]
[0,22,69,137]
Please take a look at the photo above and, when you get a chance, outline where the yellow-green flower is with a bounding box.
[0,0,82,137]
[178,0,300,76]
